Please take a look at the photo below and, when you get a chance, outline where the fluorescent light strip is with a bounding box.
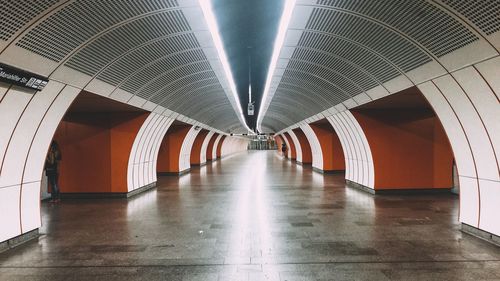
[256,0,296,133]
[199,0,253,133]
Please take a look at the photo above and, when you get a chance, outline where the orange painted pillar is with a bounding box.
[190,129,209,166]
[351,108,454,190]
[283,132,296,160]
[206,133,219,161]
[216,135,227,159]
[157,121,192,174]
[54,112,149,193]
[309,121,345,171]
[292,128,312,164]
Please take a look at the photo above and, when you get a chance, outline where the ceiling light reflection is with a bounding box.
[199,0,254,133]
[256,0,296,133]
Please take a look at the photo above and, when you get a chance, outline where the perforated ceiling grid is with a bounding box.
[12,0,242,131]
[291,48,379,90]
[65,11,190,76]
[199,102,239,125]
[16,0,179,61]
[160,80,222,108]
[0,0,58,41]
[316,0,480,57]
[150,75,219,104]
[263,0,486,132]
[174,86,226,113]
[306,8,432,71]
[97,34,201,86]
[287,60,363,96]
[283,69,351,102]
[441,0,500,35]
[137,68,214,101]
[119,49,207,94]
[297,32,401,83]
[135,62,213,101]
[274,85,330,112]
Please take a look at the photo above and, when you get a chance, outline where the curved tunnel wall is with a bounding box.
[309,121,346,172]
[417,60,500,236]
[200,131,215,165]
[127,113,175,192]
[178,126,202,173]
[190,129,209,166]
[326,111,375,189]
[299,123,323,169]
[282,132,296,159]
[54,110,149,194]
[215,135,226,159]
[276,55,499,237]
[351,106,454,190]
[291,128,312,164]
[0,81,80,242]
[157,122,192,174]
[211,134,223,160]
[206,133,219,162]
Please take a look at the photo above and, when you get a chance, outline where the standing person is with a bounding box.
[45,141,62,203]
[281,143,287,157]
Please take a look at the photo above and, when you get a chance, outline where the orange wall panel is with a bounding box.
[283,132,296,159]
[206,133,218,161]
[190,129,209,165]
[216,135,226,158]
[292,128,312,164]
[157,123,192,173]
[109,113,149,192]
[352,109,453,190]
[275,135,284,153]
[310,122,345,171]
[54,112,148,193]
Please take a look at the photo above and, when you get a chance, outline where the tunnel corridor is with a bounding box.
[0,0,499,280]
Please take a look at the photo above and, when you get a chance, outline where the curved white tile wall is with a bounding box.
[299,123,323,170]
[200,131,215,164]
[0,81,80,242]
[287,130,303,163]
[179,126,201,173]
[212,134,224,160]
[326,111,375,189]
[127,113,175,191]
[418,56,500,235]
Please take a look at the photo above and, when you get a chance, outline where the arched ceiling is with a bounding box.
[260,0,500,133]
[1,1,498,135]
[211,0,285,131]
[0,0,248,134]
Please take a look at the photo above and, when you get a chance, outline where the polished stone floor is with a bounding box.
[1,151,499,280]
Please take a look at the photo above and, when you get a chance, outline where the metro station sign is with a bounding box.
[0,63,49,91]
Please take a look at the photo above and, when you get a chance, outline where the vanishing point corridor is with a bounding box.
[1,151,499,280]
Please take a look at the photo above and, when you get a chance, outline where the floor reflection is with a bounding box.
[1,151,498,281]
